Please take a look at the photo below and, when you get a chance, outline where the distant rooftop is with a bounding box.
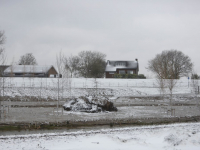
[4,65,55,73]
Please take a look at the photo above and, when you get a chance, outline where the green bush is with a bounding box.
[138,74,146,79]
[114,73,146,79]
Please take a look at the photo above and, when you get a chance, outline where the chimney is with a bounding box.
[135,58,139,73]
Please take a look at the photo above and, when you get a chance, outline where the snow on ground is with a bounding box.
[1,78,196,98]
[1,78,200,150]
[0,122,200,150]
[1,105,200,123]
[1,78,200,123]
[3,77,192,89]
[3,78,191,88]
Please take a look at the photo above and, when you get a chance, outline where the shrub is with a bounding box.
[114,73,146,79]
[138,74,146,79]
[191,74,199,79]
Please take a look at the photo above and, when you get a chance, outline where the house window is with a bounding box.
[109,72,114,74]
[119,70,125,74]
[127,70,133,74]
[115,62,126,66]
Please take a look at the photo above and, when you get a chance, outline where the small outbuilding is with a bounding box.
[105,59,139,78]
[3,65,58,78]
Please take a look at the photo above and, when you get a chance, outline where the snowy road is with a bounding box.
[0,122,200,150]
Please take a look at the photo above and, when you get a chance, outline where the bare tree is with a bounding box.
[147,50,193,96]
[0,51,6,77]
[78,51,106,78]
[191,73,199,80]
[18,53,37,65]
[166,75,178,107]
[0,50,5,64]
[0,30,6,72]
[147,50,193,116]
[64,55,79,78]
[55,52,63,115]
[0,30,6,48]
[0,30,6,119]
[55,51,71,116]
[147,50,193,79]
[156,78,166,96]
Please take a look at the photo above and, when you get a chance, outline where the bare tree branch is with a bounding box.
[0,30,7,75]
[18,53,37,65]
[147,50,193,79]
[0,31,5,45]
[147,50,192,116]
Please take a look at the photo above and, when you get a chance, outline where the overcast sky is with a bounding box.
[0,0,200,78]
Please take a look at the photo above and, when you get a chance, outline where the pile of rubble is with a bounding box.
[63,96,117,113]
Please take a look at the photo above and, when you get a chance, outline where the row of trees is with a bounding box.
[191,73,200,79]
[0,30,106,78]
[17,51,106,78]
[19,50,197,80]
[1,30,198,80]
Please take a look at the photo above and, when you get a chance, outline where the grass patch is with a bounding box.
[0,125,21,131]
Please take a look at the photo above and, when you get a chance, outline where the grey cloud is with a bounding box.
[0,0,200,75]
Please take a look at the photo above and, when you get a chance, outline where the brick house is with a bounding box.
[3,65,58,78]
[105,59,139,78]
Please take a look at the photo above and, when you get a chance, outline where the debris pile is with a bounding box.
[63,96,117,113]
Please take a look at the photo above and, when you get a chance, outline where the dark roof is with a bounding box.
[105,60,138,72]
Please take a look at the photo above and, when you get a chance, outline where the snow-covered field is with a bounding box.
[0,122,200,150]
[0,78,200,150]
[1,78,200,124]
[2,77,192,89]
[1,78,199,124]
[1,78,196,98]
